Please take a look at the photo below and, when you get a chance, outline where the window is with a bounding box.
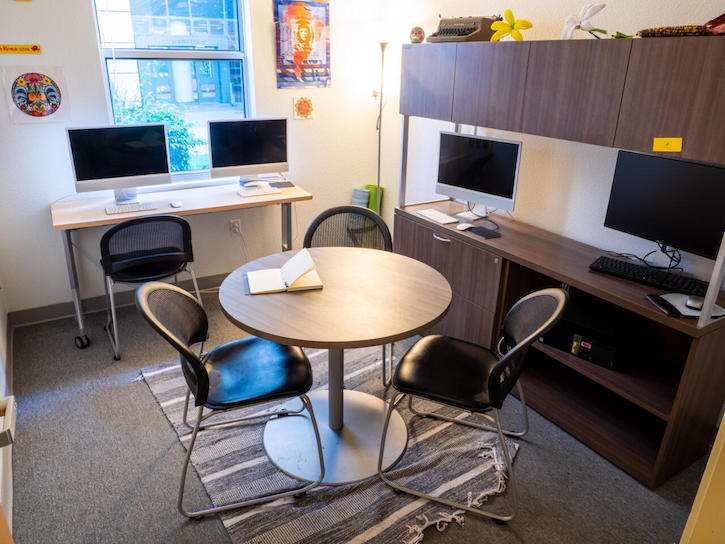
[94,0,247,174]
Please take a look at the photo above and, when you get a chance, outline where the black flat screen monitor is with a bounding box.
[209,118,288,177]
[68,124,170,194]
[435,132,521,212]
[604,151,725,259]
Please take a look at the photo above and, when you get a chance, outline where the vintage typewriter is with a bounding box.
[427,16,501,42]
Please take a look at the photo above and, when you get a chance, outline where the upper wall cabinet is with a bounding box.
[614,36,725,165]
[520,40,632,146]
[400,44,456,121]
[452,42,530,132]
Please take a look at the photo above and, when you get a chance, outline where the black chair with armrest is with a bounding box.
[303,205,395,385]
[378,288,568,522]
[101,215,201,360]
[135,282,325,519]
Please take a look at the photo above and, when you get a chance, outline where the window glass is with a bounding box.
[96,0,240,51]
[107,58,245,172]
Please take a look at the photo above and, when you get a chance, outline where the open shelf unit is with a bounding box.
[395,201,725,487]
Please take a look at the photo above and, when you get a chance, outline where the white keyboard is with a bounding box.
[105,202,158,215]
[416,208,458,224]
[237,187,282,198]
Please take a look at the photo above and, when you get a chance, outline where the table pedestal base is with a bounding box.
[263,389,407,485]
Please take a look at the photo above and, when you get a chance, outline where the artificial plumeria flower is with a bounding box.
[491,9,533,42]
[561,3,607,39]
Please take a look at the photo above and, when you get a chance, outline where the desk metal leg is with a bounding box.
[328,348,344,432]
[281,202,292,251]
[62,230,90,349]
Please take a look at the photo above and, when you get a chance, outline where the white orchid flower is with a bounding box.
[561,3,607,39]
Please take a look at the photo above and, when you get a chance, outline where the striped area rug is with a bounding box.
[142,346,518,544]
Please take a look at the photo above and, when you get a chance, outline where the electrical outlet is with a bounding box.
[229,219,242,235]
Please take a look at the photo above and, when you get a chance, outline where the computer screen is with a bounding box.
[208,118,288,177]
[67,124,171,197]
[435,132,522,212]
[604,151,725,260]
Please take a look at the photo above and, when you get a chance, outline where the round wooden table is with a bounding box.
[219,247,451,484]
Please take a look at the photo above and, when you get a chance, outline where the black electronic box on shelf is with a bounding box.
[539,292,632,370]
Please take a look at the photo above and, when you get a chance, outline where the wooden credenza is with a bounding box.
[394,201,725,488]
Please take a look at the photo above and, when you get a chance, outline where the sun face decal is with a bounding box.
[11,72,62,117]
[294,96,313,119]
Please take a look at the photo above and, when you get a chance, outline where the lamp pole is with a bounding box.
[376,41,388,216]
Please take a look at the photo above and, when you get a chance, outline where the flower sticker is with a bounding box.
[293,96,313,120]
[491,9,532,42]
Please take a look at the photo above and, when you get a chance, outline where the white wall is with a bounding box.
[0,0,721,314]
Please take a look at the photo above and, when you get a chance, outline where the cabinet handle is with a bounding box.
[432,233,451,243]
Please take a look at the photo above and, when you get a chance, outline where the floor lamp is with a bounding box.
[375,41,388,216]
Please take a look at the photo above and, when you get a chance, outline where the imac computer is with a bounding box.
[208,118,288,181]
[67,124,171,204]
[604,151,725,260]
[436,131,522,217]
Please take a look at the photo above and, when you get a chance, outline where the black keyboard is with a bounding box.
[589,256,709,297]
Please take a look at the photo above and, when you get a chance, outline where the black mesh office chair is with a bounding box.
[378,288,568,523]
[303,205,395,384]
[100,215,201,360]
[136,282,325,519]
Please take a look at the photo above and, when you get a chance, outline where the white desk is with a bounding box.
[50,184,312,348]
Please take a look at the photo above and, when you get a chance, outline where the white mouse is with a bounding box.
[456,223,475,231]
[243,181,261,188]
[170,201,183,208]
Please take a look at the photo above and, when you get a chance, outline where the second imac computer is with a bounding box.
[208,118,288,181]
[67,124,171,206]
[436,131,522,217]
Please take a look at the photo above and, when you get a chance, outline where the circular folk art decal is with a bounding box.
[294,96,313,119]
[12,72,62,117]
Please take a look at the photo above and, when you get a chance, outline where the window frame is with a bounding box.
[93,0,252,189]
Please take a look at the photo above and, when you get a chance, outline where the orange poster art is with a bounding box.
[275,0,330,88]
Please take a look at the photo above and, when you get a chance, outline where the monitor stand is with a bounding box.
[114,187,139,205]
[456,203,488,221]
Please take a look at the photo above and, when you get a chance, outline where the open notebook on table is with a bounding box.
[247,248,323,294]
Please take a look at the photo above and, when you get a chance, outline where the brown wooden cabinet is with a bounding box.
[614,36,725,165]
[394,201,725,488]
[520,39,632,146]
[399,43,456,121]
[393,213,502,347]
[452,41,530,132]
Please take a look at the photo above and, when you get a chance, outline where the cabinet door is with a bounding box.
[614,36,725,165]
[521,40,631,146]
[450,238,502,311]
[393,214,452,281]
[400,43,456,121]
[452,41,530,131]
[430,294,495,348]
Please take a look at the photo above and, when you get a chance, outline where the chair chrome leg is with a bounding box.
[177,395,325,519]
[104,277,120,360]
[182,390,193,431]
[378,394,516,523]
[407,381,529,438]
[187,264,203,306]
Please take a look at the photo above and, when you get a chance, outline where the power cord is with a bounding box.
[609,242,683,272]
[466,201,501,231]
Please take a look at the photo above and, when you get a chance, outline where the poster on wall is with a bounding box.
[2,66,71,123]
[275,0,330,88]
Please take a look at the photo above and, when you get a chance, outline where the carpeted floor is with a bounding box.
[11,292,706,543]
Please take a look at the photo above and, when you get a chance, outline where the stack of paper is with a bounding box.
[247,248,323,295]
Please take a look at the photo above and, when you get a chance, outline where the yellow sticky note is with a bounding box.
[0,44,42,54]
[652,137,682,152]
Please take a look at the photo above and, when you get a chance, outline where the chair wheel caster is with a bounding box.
[493,519,507,525]
[293,492,306,499]
[192,515,205,521]
[74,335,90,349]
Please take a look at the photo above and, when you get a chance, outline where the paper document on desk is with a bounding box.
[247,248,323,294]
